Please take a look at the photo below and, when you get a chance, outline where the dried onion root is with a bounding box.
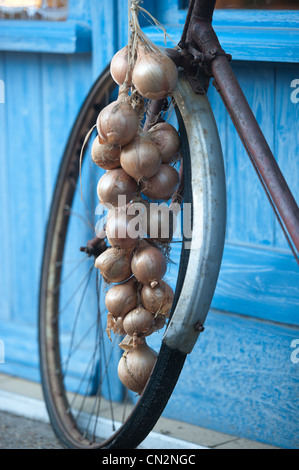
[106,313,126,340]
[122,306,155,338]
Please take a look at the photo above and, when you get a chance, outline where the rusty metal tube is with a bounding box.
[211,55,299,253]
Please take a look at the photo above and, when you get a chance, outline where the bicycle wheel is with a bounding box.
[39,65,226,449]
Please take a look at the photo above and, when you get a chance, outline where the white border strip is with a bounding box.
[0,390,207,450]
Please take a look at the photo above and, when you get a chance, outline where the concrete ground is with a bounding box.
[0,373,278,450]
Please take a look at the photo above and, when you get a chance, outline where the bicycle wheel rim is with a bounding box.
[38,67,225,449]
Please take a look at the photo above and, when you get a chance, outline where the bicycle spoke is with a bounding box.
[53,254,90,294]
[55,265,94,322]
[69,176,96,229]
[55,257,90,267]
[64,204,95,231]
[62,264,95,376]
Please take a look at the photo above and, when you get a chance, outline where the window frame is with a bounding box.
[0,0,91,54]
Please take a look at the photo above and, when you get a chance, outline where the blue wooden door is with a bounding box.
[0,0,94,379]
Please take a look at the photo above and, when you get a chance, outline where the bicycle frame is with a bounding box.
[184,0,299,260]
[158,0,298,262]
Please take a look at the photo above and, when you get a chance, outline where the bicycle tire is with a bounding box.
[38,65,226,449]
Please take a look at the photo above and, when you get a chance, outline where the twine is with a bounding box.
[122,0,176,94]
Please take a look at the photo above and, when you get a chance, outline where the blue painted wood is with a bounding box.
[68,0,91,24]
[274,64,299,250]
[41,52,92,207]
[213,244,299,327]
[160,309,299,449]
[0,52,11,323]
[90,0,119,79]
[204,60,299,327]
[215,62,276,247]
[3,52,45,324]
[0,320,40,382]
[0,20,92,53]
[0,47,93,382]
[143,9,299,63]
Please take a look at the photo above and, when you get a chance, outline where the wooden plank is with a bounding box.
[0,52,12,322]
[274,64,299,251]
[3,52,45,324]
[213,243,299,326]
[142,9,299,63]
[68,0,91,23]
[0,321,40,382]
[224,62,275,246]
[0,21,92,54]
[160,309,299,449]
[91,0,119,79]
[41,52,92,209]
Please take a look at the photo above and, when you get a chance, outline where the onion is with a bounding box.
[106,210,140,251]
[140,164,180,201]
[118,340,158,394]
[96,100,138,146]
[110,46,132,86]
[105,278,137,318]
[148,122,181,164]
[91,137,121,170]
[142,203,177,242]
[131,241,167,288]
[95,247,132,283]
[141,280,174,317]
[97,168,137,208]
[132,47,178,100]
[120,135,161,182]
[123,306,155,338]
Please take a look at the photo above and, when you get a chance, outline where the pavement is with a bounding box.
[0,373,278,450]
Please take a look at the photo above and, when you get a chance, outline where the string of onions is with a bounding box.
[88,0,183,395]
